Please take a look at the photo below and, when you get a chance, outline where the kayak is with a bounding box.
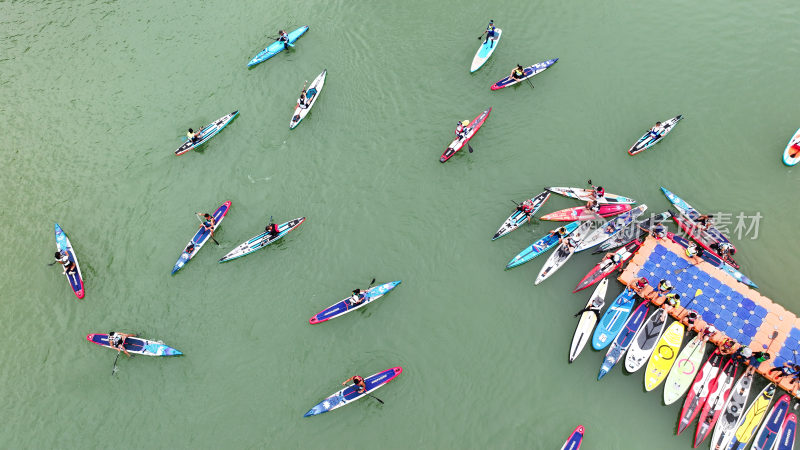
[492,191,550,240]
[598,299,649,380]
[664,335,706,405]
[569,279,608,363]
[783,127,800,166]
[576,204,648,252]
[628,115,684,155]
[694,357,738,447]
[776,413,797,450]
[672,214,740,269]
[248,26,309,67]
[729,384,776,450]
[440,108,491,162]
[290,69,326,129]
[667,232,756,288]
[643,321,684,391]
[534,221,593,285]
[709,368,755,450]
[624,308,668,373]
[304,367,402,417]
[506,221,580,269]
[470,28,502,72]
[573,240,642,293]
[561,425,584,450]
[309,281,401,324]
[594,211,671,254]
[592,287,637,350]
[546,187,636,204]
[752,394,791,450]
[86,333,182,356]
[219,217,305,263]
[677,350,725,435]
[490,58,558,90]
[175,111,239,156]
[54,223,84,299]
[540,204,632,221]
[172,201,231,274]
[660,187,737,254]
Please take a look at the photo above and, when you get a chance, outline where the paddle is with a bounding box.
[526,79,535,89]
[47,259,59,266]
[467,142,474,153]
[679,289,704,330]
[196,213,220,246]
[365,392,384,404]
[764,330,780,351]
[367,278,376,288]
[111,351,120,376]
[674,260,699,275]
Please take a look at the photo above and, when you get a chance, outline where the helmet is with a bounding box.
[461,120,469,126]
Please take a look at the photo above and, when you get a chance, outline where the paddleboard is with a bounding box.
[709,368,755,450]
[592,287,636,350]
[569,279,608,363]
[625,308,668,373]
[643,320,684,391]
[664,335,706,405]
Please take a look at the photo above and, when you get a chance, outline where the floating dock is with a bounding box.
[618,235,800,397]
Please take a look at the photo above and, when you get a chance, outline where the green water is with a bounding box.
[3,0,800,448]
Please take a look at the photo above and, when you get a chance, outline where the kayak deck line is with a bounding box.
[618,235,800,399]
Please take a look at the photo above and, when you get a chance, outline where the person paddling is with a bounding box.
[574,296,603,319]
[297,81,309,108]
[187,128,202,144]
[648,121,663,140]
[479,20,498,46]
[349,288,368,306]
[516,199,536,217]
[108,331,136,357]
[277,29,292,49]
[343,375,367,393]
[54,250,74,273]
[510,64,525,80]
[455,120,470,139]
[265,221,280,238]
[549,226,568,241]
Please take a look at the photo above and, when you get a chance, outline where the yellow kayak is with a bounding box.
[643,321,684,391]
[731,384,776,449]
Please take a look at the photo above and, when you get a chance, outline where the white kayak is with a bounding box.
[569,279,608,363]
[290,69,327,129]
[624,308,668,373]
[535,221,593,285]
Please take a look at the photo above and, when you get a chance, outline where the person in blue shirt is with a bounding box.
[480,20,498,47]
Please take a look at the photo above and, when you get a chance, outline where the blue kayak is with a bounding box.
[592,287,637,350]
[309,281,401,324]
[172,201,231,274]
[304,367,402,417]
[248,26,309,67]
[219,217,305,263]
[598,300,649,380]
[505,221,580,269]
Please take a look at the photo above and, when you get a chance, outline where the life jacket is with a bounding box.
[513,68,524,77]
[109,333,123,346]
[595,187,605,197]
[685,246,698,257]
[658,280,672,291]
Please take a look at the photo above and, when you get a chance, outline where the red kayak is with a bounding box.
[693,357,738,448]
[540,204,632,221]
[677,350,725,435]
[440,108,491,162]
[672,215,739,269]
[573,240,641,292]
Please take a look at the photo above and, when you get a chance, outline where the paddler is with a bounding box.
[54,250,74,274]
[277,29,292,49]
[184,242,195,255]
[510,64,525,80]
[585,199,600,212]
[455,120,470,139]
[648,121,663,140]
[599,252,622,271]
[548,226,568,241]
[587,182,605,201]
[342,374,367,393]
[769,362,800,381]
[198,213,216,231]
[657,279,673,295]
[187,128,202,144]
[573,296,603,319]
[297,81,309,108]
[696,214,714,230]
[711,242,736,261]
[664,293,681,308]
[349,288,368,306]
[685,241,702,258]
[108,331,136,357]
[516,199,536,217]
[265,221,280,237]
[479,20,498,47]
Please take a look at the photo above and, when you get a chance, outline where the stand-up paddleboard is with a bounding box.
[676,350,725,435]
[172,201,231,274]
[628,115,683,155]
[752,394,791,450]
[493,191,550,240]
[304,367,402,417]
[573,239,641,293]
[506,221,580,269]
[440,108,491,162]
[728,383,776,450]
[309,281,401,324]
[490,58,558,90]
[598,300,649,380]
[470,28,501,72]
[775,412,797,450]
[694,357,738,447]
[576,204,648,252]
[54,223,84,299]
[219,217,305,263]
[290,69,326,129]
[86,334,182,356]
[248,26,309,67]
[664,335,706,405]
[595,211,671,253]
[592,287,636,350]
[709,368,755,450]
[569,279,608,363]
[540,204,632,221]
[175,111,238,155]
[667,232,756,288]
[535,221,593,285]
[783,127,800,166]
[546,187,636,204]
[625,308,668,373]
[560,425,584,450]
[643,321,684,391]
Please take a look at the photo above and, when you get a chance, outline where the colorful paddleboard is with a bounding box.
[676,350,724,435]
[172,201,230,274]
[219,217,304,263]
[598,299,649,380]
[594,211,671,253]
[290,69,326,129]
[573,239,641,293]
[643,320,684,391]
[576,204,648,252]
[309,281,401,324]
[709,368,755,450]
[625,308,668,373]
[535,221,593,285]
[664,335,706,405]
[752,394,791,450]
[592,287,636,350]
[304,367,402,417]
[776,412,797,450]
[493,191,550,240]
[506,221,580,269]
[694,357,738,447]
[470,28,501,72]
[783,127,800,166]
[540,204,632,221]
[490,58,558,90]
[86,334,182,356]
[175,111,238,156]
[440,108,491,162]
[729,383,776,449]
[248,26,309,67]
[545,187,636,204]
[628,115,683,155]
[54,223,84,299]
[560,425,584,450]
[569,279,608,363]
